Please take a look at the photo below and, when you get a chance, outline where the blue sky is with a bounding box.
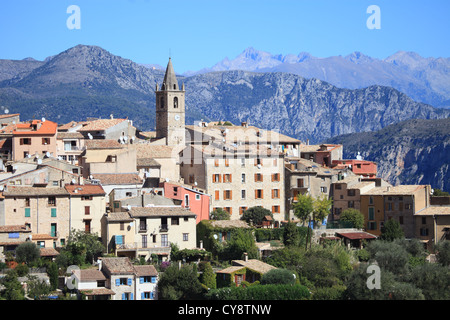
[0,0,449,73]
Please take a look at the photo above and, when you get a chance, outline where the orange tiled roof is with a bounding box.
[65,184,106,196]
[79,119,126,132]
[13,120,57,136]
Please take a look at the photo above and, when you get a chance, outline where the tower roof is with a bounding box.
[161,58,179,91]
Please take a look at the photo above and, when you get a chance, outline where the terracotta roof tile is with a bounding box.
[101,257,136,275]
[13,120,57,136]
[129,206,195,217]
[65,184,106,196]
[3,186,69,196]
[92,173,143,185]
[79,119,126,132]
[0,225,30,233]
[134,265,158,277]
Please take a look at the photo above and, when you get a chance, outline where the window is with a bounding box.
[120,222,124,231]
[241,158,245,167]
[239,207,248,215]
[142,235,147,248]
[297,179,304,188]
[224,190,232,200]
[160,97,164,108]
[212,174,221,183]
[421,217,427,225]
[272,205,280,214]
[214,159,220,167]
[25,208,31,218]
[51,208,57,217]
[272,189,280,199]
[241,173,246,183]
[224,207,232,215]
[320,186,327,193]
[347,190,356,197]
[254,173,263,182]
[255,189,263,199]
[48,196,56,206]
[348,201,354,208]
[184,194,190,207]
[174,97,178,108]
[84,206,90,215]
[171,217,179,225]
[272,173,280,182]
[25,197,30,207]
[368,207,375,220]
[405,204,412,210]
[20,138,31,145]
[215,190,220,201]
[161,234,169,247]
[223,174,232,183]
[142,292,155,300]
[367,221,377,230]
[183,233,189,241]
[254,158,262,166]
[369,196,374,205]
[335,184,342,190]
[420,228,429,236]
[225,159,230,167]
[399,216,404,225]
[241,190,246,200]
[42,138,50,145]
[50,223,57,237]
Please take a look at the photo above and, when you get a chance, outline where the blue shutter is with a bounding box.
[122,293,126,300]
[140,277,144,284]
[127,278,132,286]
[141,292,145,300]
[150,292,154,299]
[130,293,134,300]
[116,279,120,286]
[151,276,156,283]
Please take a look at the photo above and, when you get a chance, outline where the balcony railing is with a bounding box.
[160,224,168,232]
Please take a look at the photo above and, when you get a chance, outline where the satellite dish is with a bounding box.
[42,117,46,122]
[4,109,9,114]
[213,234,218,239]
[37,159,42,164]
[165,178,169,182]
[88,133,93,140]
[46,152,51,157]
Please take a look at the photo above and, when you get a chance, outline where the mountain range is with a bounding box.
[327,117,450,191]
[0,44,449,188]
[186,47,450,109]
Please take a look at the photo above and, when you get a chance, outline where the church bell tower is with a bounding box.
[155,58,185,146]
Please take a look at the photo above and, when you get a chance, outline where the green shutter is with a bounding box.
[25,208,31,217]
[51,208,57,217]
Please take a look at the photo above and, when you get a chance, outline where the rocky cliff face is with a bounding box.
[183,70,450,143]
[326,118,450,191]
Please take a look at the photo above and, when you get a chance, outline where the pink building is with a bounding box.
[12,119,58,161]
[160,181,210,224]
[332,159,377,178]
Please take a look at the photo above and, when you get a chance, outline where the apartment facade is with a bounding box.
[0,186,70,247]
[64,184,106,235]
[361,185,431,237]
[180,144,285,223]
[414,205,450,251]
[12,119,58,162]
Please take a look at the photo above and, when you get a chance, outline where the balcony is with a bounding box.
[160,224,169,232]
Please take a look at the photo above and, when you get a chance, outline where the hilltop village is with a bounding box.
[0,59,448,301]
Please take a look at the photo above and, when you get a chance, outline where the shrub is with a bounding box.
[260,269,296,285]
[205,284,310,300]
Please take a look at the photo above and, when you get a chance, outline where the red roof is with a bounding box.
[65,184,106,196]
[13,120,57,136]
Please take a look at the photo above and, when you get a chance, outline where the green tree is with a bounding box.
[47,262,59,291]
[282,222,300,247]
[0,270,25,300]
[339,208,365,229]
[408,262,450,300]
[199,262,216,290]
[67,229,105,263]
[210,208,230,220]
[261,268,296,285]
[379,218,404,241]
[15,242,40,265]
[221,228,258,261]
[292,193,314,225]
[158,264,203,300]
[26,275,52,300]
[241,206,272,226]
[312,195,333,226]
[434,240,450,266]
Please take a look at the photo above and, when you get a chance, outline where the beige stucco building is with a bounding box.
[180,143,285,223]
[102,206,197,262]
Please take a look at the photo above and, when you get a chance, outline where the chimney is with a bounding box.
[97,258,102,271]
[199,240,203,249]
[243,252,248,262]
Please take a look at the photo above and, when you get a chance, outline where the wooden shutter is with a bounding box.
[215,190,220,200]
